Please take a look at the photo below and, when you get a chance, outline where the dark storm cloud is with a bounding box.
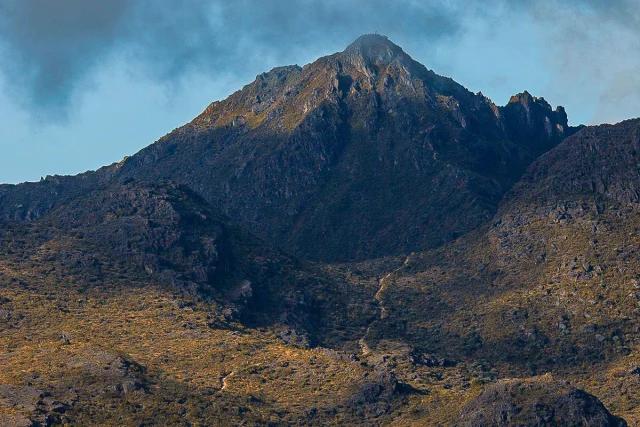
[0,0,129,110]
[0,0,462,117]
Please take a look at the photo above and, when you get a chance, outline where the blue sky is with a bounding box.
[0,0,638,184]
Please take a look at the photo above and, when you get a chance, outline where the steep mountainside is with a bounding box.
[0,182,306,328]
[0,35,574,261]
[0,182,414,425]
[0,181,387,347]
[357,119,640,424]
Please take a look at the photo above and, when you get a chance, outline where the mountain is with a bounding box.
[0,34,574,262]
[357,119,640,423]
[2,35,637,425]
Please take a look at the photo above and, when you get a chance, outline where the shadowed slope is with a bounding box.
[356,119,640,423]
[0,35,575,261]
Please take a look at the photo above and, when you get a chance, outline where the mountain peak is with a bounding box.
[345,34,398,49]
[343,34,405,65]
[508,90,549,108]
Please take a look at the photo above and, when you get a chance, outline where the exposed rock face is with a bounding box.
[0,34,574,262]
[502,91,571,154]
[44,182,233,297]
[112,35,574,262]
[457,376,627,426]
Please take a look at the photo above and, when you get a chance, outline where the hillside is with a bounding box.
[1,177,629,425]
[0,182,406,425]
[1,35,637,425]
[359,119,640,424]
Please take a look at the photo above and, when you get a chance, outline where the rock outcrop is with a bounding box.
[457,376,627,426]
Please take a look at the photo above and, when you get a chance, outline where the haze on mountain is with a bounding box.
[1,34,639,426]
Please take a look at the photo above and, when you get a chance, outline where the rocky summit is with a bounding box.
[1,35,639,425]
[0,34,574,262]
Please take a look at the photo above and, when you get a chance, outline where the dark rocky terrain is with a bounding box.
[456,375,627,426]
[1,35,638,425]
[0,182,414,425]
[0,34,575,262]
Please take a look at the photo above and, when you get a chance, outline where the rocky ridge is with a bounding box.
[0,34,575,262]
